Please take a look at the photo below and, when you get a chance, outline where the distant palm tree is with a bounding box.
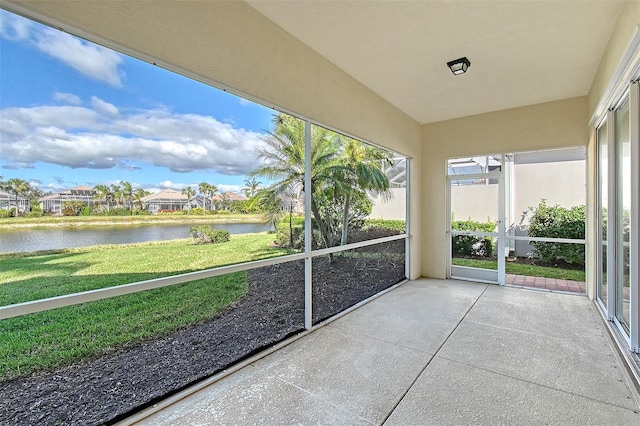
[133,188,151,211]
[242,177,262,198]
[220,192,231,211]
[110,183,122,208]
[5,178,31,216]
[182,186,196,214]
[198,182,218,211]
[93,184,112,211]
[93,184,111,211]
[120,181,134,214]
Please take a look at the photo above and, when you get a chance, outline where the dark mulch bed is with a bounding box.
[0,242,405,426]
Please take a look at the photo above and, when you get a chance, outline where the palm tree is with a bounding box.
[5,178,31,216]
[242,177,262,198]
[251,114,349,248]
[250,188,285,227]
[110,183,122,208]
[337,137,393,245]
[120,181,134,214]
[219,192,231,210]
[198,182,218,211]
[94,184,112,211]
[133,188,151,211]
[182,186,196,214]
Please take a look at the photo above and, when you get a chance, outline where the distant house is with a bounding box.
[212,192,248,202]
[39,185,100,214]
[210,192,248,210]
[141,189,192,214]
[0,190,29,213]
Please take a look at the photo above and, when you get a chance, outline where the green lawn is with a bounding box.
[0,233,293,381]
[452,257,586,282]
[0,213,264,229]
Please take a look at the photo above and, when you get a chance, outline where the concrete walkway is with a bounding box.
[134,279,640,425]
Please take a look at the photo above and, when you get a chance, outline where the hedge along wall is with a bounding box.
[527,200,586,266]
[451,219,496,258]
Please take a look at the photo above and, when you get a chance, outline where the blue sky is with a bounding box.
[0,9,277,194]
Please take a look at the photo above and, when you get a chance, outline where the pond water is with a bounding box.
[0,222,272,254]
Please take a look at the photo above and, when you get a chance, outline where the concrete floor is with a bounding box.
[134,279,640,425]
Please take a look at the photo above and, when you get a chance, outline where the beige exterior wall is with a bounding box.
[422,97,589,279]
[513,160,586,219]
[370,188,407,221]
[451,184,499,223]
[7,0,423,278]
[450,160,585,225]
[588,1,640,117]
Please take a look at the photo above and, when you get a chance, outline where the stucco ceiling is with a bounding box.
[247,1,623,124]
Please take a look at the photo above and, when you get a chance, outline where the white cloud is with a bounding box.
[0,11,32,40]
[0,103,267,175]
[158,180,188,191]
[217,184,243,194]
[53,92,82,105]
[0,10,124,86]
[36,29,124,87]
[90,96,119,117]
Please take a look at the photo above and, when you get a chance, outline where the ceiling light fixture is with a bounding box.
[447,57,471,75]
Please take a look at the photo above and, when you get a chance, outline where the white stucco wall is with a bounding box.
[369,188,406,221]
[450,184,499,223]
[513,160,585,221]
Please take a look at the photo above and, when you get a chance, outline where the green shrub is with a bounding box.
[363,219,406,233]
[527,200,585,266]
[62,201,85,216]
[190,207,206,215]
[79,206,91,216]
[0,209,11,218]
[275,216,305,248]
[229,200,254,214]
[188,225,231,244]
[27,209,43,218]
[451,219,496,257]
[115,208,133,216]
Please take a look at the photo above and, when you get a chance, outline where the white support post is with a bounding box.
[304,120,313,331]
[504,154,515,257]
[497,155,506,285]
[630,82,639,352]
[405,158,411,280]
[607,109,617,320]
[446,165,452,279]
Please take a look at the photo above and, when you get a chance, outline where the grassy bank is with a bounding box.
[452,258,586,282]
[0,213,264,229]
[0,233,293,381]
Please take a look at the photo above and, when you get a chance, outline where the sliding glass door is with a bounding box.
[598,83,638,352]
[614,97,631,333]
[597,121,609,311]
